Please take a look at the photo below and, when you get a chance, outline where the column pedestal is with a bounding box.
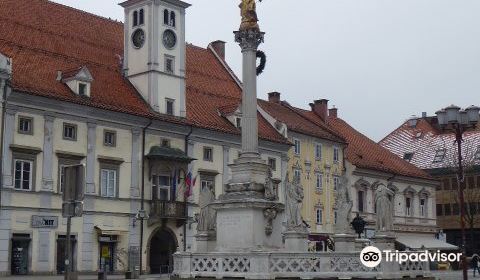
[333,234,356,252]
[195,231,216,253]
[284,231,309,252]
[371,233,396,251]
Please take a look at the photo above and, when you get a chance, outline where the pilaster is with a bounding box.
[2,107,16,188]
[41,114,55,191]
[130,128,142,198]
[222,145,230,186]
[85,121,96,194]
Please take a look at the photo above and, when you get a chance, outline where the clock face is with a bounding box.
[132,29,145,49]
[162,29,177,49]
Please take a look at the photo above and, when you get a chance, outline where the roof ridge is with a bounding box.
[45,0,124,26]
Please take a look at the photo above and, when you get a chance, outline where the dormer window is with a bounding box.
[60,66,93,97]
[78,83,87,96]
[236,117,241,128]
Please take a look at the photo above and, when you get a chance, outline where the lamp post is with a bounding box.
[436,104,480,280]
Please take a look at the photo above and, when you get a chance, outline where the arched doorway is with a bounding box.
[149,228,177,274]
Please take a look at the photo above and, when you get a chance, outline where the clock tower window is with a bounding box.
[133,10,138,27]
[139,9,144,25]
[170,11,176,27]
[163,9,169,25]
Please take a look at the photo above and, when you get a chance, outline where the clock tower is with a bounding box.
[120,0,190,117]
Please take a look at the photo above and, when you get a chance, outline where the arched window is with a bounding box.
[133,10,138,27]
[170,11,176,27]
[139,9,144,25]
[163,9,169,25]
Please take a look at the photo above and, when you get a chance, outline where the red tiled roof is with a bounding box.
[297,110,432,180]
[380,117,480,170]
[258,100,344,143]
[0,0,288,144]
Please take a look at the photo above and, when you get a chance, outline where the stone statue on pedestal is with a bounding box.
[239,0,263,31]
[334,176,353,233]
[197,185,216,232]
[374,184,394,232]
[286,175,307,232]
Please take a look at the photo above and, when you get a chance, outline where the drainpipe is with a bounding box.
[139,119,153,275]
[0,78,10,211]
[183,126,193,252]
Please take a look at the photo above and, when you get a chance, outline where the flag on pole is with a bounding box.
[171,169,177,201]
[184,172,198,198]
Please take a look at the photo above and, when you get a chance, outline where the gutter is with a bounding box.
[139,118,153,275]
[183,125,193,251]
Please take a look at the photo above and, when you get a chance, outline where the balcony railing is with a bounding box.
[150,200,186,219]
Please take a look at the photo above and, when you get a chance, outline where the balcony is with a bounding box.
[148,200,187,227]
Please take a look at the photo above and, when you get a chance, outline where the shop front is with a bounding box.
[56,235,77,274]
[11,234,31,275]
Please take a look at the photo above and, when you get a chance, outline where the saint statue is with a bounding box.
[239,0,262,31]
[374,184,394,232]
[197,185,216,232]
[285,174,307,232]
[264,168,278,201]
[334,176,353,233]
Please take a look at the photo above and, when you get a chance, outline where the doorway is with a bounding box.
[56,235,76,274]
[149,229,177,274]
[11,234,30,275]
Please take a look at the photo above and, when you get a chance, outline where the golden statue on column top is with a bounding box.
[239,0,262,31]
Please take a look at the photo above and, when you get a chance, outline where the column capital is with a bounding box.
[87,121,97,129]
[234,30,265,52]
[44,114,56,122]
[131,128,142,136]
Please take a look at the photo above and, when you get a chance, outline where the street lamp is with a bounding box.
[436,104,480,280]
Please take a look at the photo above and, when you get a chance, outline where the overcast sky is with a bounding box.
[52,0,480,141]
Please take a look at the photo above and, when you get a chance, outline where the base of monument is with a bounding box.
[283,231,308,252]
[332,234,356,252]
[173,251,431,280]
[372,233,396,251]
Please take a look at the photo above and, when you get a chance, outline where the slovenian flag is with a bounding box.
[184,171,197,198]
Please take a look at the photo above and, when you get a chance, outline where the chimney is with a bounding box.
[310,99,329,121]
[210,40,226,60]
[268,92,281,103]
[329,106,338,118]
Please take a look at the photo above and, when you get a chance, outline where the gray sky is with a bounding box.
[52,0,480,141]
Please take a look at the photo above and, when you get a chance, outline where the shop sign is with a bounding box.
[31,215,58,228]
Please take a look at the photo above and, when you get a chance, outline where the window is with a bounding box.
[161,139,170,147]
[165,56,174,74]
[18,117,33,135]
[63,123,77,141]
[433,149,447,163]
[475,146,480,160]
[316,208,323,224]
[170,11,176,27]
[78,83,87,96]
[268,158,276,171]
[358,190,364,212]
[293,169,301,181]
[315,143,322,160]
[444,204,451,216]
[236,117,241,128]
[103,130,116,147]
[436,204,443,216]
[333,176,340,191]
[316,173,323,192]
[452,203,459,215]
[201,177,215,195]
[166,99,174,115]
[406,197,412,216]
[403,152,414,161]
[58,157,81,193]
[420,198,426,217]
[139,9,144,25]
[163,9,169,25]
[203,147,213,162]
[333,146,339,163]
[334,211,338,224]
[152,175,170,201]
[293,139,300,155]
[133,10,138,27]
[441,178,450,190]
[14,159,33,190]
[100,169,117,198]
